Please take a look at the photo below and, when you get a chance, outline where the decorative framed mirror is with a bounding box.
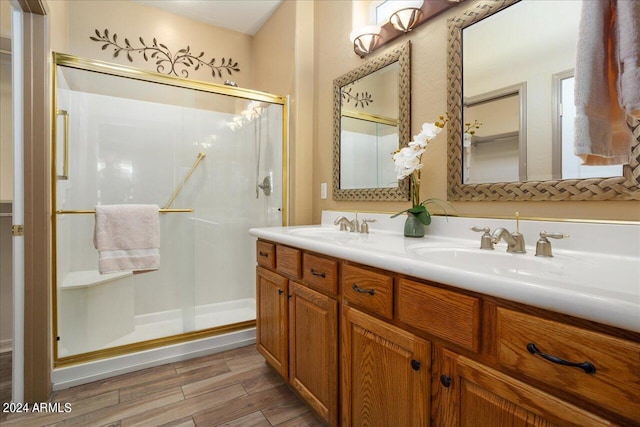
[333,42,411,201]
[447,0,640,201]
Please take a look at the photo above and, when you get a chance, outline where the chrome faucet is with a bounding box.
[491,228,526,253]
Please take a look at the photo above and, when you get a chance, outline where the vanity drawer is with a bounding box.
[397,279,481,352]
[256,240,275,269]
[276,245,301,279]
[302,253,338,297]
[496,307,640,423]
[342,264,393,320]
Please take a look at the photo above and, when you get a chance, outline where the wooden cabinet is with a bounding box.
[289,281,338,426]
[342,263,393,320]
[256,244,339,426]
[397,278,481,352]
[256,240,275,269]
[341,305,431,427]
[302,252,339,296]
[439,350,613,427]
[256,266,288,378]
[255,239,640,426]
[495,307,640,424]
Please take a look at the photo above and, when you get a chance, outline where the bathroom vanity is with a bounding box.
[250,212,640,426]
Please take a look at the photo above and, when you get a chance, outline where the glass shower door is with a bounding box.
[53,54,286,364]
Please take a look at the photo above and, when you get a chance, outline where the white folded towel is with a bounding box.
[94,204,160,274]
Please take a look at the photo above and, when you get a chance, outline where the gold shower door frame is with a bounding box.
[51,52,289,367]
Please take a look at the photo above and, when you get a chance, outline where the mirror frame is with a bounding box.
[333,41,411,201]
[446,0,640,201]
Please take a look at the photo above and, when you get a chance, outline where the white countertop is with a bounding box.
[250,211,640,333]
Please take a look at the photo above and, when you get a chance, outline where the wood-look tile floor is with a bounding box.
[0,345,327,427]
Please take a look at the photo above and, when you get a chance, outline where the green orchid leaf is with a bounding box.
[408,205,431,225]
[390,208,410,218]
[417,209,431,226]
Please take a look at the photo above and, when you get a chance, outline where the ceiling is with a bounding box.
[132,0,283,36]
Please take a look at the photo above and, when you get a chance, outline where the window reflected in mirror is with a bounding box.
[556,74,623,179]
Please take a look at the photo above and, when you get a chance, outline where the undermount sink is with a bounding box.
[412,245,558,273]
[411,244,639,299]
[287,227,359,241]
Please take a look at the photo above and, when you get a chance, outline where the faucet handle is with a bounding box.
[471,226,494,250]
[540,231,570,240]
[360,219,376,234]
[535,231,569,257]
[471,226,490,233]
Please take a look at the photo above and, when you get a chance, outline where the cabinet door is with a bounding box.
[438,349,613,427]
[256,266,288,378]
[342,305,431,427]
[289,281,338,426]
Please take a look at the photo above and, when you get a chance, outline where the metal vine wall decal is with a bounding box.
[341,87,374,108]
[89,29,240,79]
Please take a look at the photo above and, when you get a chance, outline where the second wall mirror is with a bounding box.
[333,42,411,201]
[447,0,640,201]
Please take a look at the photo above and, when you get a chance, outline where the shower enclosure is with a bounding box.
[52,53,287,365]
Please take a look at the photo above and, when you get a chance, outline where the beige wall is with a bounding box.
[312,0,640,223]
[48,0,252,87]
[252,0,315,225]
[0,0,10,38]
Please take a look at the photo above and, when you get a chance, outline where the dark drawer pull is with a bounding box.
[352,283,374,296]
[310,269,326,278]
[258,251,269,258]
[526,343,596,374]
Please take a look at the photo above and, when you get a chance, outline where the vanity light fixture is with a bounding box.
[350,25,382,58]
[350,0,459,57]
[389,0,424,32]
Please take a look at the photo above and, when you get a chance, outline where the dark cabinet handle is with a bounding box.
[278,289,284,295]
[352,283,374,296]
[310,269,326,278]
[440,375,452,388]
[258,251,269,257]
[526,343,596,374]
[411,360,421,371]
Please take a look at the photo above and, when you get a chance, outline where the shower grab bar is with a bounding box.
[56,109,69,180]
[55,208,193,215]
[163,152,206,209]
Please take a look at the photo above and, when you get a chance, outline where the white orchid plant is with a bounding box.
[391,116,450,226]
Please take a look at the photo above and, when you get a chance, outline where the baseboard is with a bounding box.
[51,327,256,390]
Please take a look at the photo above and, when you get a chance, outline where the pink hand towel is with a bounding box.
[617,0,640,119]
[94,204,160,274]
[574,0,635,165]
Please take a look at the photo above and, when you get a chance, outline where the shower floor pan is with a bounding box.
[57,298,256,358]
